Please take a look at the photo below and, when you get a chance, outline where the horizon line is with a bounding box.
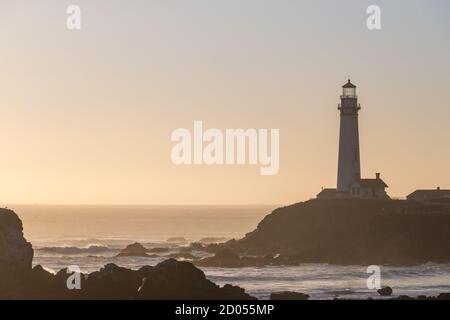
[2,203,284,207]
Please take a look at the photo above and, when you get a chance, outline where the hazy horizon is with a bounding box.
[1,0,450,205]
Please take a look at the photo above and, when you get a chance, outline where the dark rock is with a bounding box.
[377,286,393,296]
[233,199,450,265]
[116,243,149,257]
[5,258,255,300]
[0,208,33,295]
[136,259,255,300]
[388,292,450,300]
[437,293,450,300]
[81,263,145,299]
[394,295,416,300]
[270,291,310,300]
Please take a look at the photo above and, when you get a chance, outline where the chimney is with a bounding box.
[376,173,381,180]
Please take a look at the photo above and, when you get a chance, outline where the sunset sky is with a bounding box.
[0,0,449,205]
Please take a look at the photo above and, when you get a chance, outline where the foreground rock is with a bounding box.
[2,259,256,300]
[378,286,393,296]
[0,209,254,300]
[270,292,310,300]
[0,209,33,293]
[230,199,450,265]
[390,293,450,300]
[136,259,255,300]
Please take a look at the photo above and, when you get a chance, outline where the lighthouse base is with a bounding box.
[317,173,389,200]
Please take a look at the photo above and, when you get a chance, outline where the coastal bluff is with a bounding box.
[228,199,450,265]
[0,208,34,293]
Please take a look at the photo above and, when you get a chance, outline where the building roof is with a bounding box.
[407,189,450,199]
[353,178,388,189]
[342,79,356,88]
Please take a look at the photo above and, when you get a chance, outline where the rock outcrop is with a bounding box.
[0,208,33,294]
[230,199,450,265]
[136,259,255,300]
[390,293,450,300]
[116,243,150,257]
[4,259,255,300]
[378,286,393,296]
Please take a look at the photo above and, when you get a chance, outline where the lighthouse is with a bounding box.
[316,80,389,200]
[337,80,361,192]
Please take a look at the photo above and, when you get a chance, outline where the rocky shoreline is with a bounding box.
[199,199,450,266]
[2,203,450,300]
[0,208,255,300]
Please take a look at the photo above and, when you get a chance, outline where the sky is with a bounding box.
[0,0,449,205]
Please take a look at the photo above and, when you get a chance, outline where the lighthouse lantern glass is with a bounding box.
[343,87,356,98]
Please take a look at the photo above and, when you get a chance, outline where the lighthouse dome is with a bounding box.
[342,79,356,98]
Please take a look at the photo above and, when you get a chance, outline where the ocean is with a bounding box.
[12,205,450,300]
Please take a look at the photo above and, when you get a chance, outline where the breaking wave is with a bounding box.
[38,245,112,255]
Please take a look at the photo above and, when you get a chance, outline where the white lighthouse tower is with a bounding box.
[317,80,389,200]
[337,80,361,193]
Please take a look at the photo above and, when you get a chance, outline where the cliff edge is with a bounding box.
[231,199,450,265]
[0,208,33,292]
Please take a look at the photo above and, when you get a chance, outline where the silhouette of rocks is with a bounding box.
[382,293,450,300]
[136,259,255,300]
[378,286,393,296]
[3,259,256,300]
[270,291,310,300]
[116,243,149,257]
[437,293,450,300]
[232,199,450,265]
[0,208,33,294]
